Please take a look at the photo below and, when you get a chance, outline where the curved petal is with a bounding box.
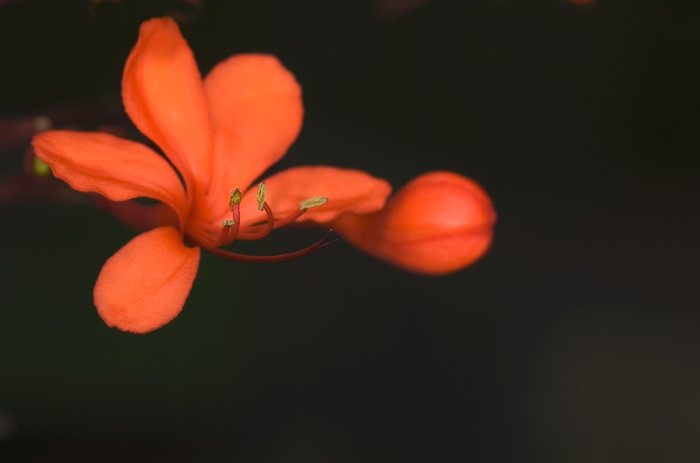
[32,130,189,228]
[94,226,200,334]
[202,53,303,209]
[123,17,212,195]
[237,166,392,229]
[331,171,497,275]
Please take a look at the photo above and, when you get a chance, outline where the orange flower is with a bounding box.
[32,17,391,334]
[332,171,496,275]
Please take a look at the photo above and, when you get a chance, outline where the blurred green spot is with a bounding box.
[32,157,52,177]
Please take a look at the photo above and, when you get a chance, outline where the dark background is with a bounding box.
[1,0,700,461]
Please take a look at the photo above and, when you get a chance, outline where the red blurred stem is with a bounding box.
[0,171,85,207]
[0,99,127,153]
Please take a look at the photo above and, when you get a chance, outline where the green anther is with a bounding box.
[229,188,242,210]
[256,182,267,211]
[222,219,235,227]
[300,197,328,211]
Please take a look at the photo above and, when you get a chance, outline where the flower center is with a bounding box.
[201,182,335,263]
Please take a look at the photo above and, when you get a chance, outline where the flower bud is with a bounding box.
[332,171,496,275]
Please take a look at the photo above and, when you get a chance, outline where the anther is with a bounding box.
[229,188,242,211]
[219,189,242,246]
[208,219,234,248]
[300,197,328,211]
[256,182,267,211]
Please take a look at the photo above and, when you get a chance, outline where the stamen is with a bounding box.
[202,187,335,264]
[245,196,330,232]
[237,202,274,241]
[300,197,328,210]
[204,229,337,263]
[220,189,242,246]
[210,220,234,248]
[229,188,242,211]
[256,182,267,211]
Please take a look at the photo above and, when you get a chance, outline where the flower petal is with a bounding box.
[203,53,303,205]
[94,226,200,334]
[122,17,212,195]
[32,130,189,227]
[238,166,392,228]
[331,171,496,275]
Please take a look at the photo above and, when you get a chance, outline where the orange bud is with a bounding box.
[332,171,496,275]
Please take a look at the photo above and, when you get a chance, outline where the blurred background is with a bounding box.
[1,0,700,461]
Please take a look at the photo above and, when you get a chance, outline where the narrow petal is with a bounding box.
[123,17,212,195]
[331,171,496,275]
[94,226,200,334]
[237,166,392,228]
[32,130,189,227]
[202,54,303,207]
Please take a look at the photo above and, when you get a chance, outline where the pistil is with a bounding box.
[205,229,337,263]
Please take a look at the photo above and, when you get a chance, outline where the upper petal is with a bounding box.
[238,166,392,229]
[94,226,200,334]
[123,17,212,195]
[202,54,303,209]
[32,130,189,228]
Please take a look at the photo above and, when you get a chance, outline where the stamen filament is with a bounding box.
[210,220,233,248]
[220,189,242,246]
[222,202,241,246]
[237,202,274,241]
[204,229,336,263]
[245,208,307,233]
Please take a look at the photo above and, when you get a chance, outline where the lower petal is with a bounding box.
[94,226,200,334]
